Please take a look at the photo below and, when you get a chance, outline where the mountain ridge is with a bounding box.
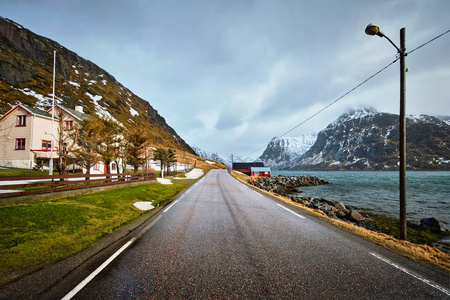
[259,134,317,169]
[0,17,193,153]
[295,107,450,170]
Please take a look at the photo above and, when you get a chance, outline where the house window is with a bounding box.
[42,140,52,151]
[93,163,100,171]
[111,163,117,171]
[65,120,73,130]
[17,115,26,126]
[15,138,26,150]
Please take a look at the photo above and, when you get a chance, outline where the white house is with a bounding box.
[0,103,85,170]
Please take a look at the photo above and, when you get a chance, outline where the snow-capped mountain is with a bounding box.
[192,147,227,164]
[192,146,259,167]
[259,134,317,169]
[294,107,450,170]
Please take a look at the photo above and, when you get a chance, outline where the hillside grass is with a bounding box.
[0,180,186,284]
[231,171,450,272]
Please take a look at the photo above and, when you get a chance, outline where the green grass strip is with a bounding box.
[0,180,186,283]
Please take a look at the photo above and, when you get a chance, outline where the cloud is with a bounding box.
[2,0,449,159]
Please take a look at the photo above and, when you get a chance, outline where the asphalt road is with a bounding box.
[59,169,448,299]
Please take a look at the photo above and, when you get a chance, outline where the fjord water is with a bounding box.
[272,171,450,227]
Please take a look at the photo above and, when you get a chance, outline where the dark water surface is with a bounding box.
[272,171,450,227]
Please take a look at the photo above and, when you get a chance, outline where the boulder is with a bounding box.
[348,210,365,222]
[336,202,346,211]
[419,217,448,232]
[336,210,347,219]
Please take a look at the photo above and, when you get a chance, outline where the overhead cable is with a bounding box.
[241,29,450,158]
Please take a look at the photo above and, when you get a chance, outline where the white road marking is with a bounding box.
[370,252,450,296]
[253,191,263,197]
[276,203,305,219]
[62,215,161,300]
[62,238,135,300]
[163,200,179,212]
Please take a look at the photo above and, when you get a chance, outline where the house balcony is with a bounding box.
[33,150,58,159]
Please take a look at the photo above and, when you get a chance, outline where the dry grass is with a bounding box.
[232,171,450,272]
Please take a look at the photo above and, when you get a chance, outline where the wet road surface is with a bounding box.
[64,169,449,299]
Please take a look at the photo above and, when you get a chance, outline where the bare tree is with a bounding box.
[72,116,104,176]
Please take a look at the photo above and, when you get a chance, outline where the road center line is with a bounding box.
[163,200,179,212]
[276,203,305,219]
[370,252,450,296]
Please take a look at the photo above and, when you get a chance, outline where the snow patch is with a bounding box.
[133,202,154,210]
[157,178,173,185]
[18,88,61,108]
[130,107,139,116]
[85,92,117,122]
[69,81,80,87]
[185,168,204,179]
[85,92,102,102]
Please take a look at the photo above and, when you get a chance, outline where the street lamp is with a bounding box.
[365,23,407,240]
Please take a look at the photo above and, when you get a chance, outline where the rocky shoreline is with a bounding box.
[248,175,449,249]
[248,175,371,227]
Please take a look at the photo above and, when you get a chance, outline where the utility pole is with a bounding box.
[399,27,407,240]
[365,24,407,240]
[49,50,56,175]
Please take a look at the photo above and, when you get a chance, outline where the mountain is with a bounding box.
[259,134,317,169]
[192,146,227,164]
[0,17,193,153]
[192,146,258,167]
[293,107,450,170]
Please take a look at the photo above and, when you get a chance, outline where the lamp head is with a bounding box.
[365,23,384,37]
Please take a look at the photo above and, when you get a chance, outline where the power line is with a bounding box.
[241,59,398,157]
[408,29,450,55]
[241,29,450,158]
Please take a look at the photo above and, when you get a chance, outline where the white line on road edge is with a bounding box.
[163,200,179,212]
[62,215,162,300]
[62,238,135,300]
[253,191,263,197]
[370,253,450,296]
[276,204,305,219]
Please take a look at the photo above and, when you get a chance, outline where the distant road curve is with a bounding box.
[56,169,450,299]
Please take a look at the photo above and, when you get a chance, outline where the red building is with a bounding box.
[232,162,271,177]
[251,167,271,177]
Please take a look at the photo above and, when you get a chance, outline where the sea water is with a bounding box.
[272,171,450,227]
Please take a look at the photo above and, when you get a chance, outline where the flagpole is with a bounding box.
[49,50,56,175]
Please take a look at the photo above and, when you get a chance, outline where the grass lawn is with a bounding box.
[0,180,187,284]
[0,168,52,177]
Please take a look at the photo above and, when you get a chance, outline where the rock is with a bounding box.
[336,210,347,219]
[419,217,448,232]
[336,202,346,211]
[348,210,365,222]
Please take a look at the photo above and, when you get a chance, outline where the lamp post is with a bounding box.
[365,23,407,240]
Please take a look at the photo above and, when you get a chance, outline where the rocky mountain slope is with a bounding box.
[294,107,450,170]
[259,134,317,169]
[0,17,193,153]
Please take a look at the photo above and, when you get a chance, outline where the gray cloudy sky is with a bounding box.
[2,0,449,159]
